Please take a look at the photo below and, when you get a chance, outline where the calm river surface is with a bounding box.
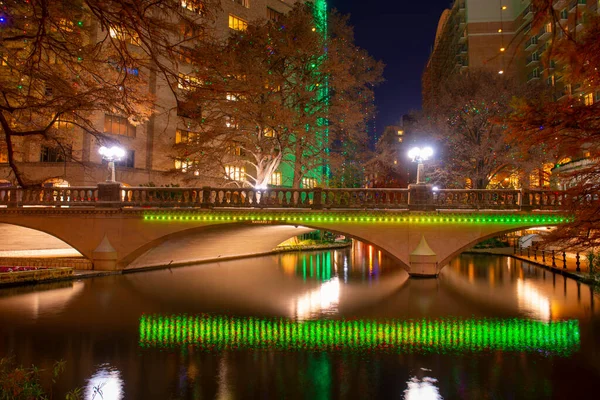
[1,243,599,399]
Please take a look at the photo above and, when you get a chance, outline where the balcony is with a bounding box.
[523,4,534,20]
[569,0,586,13]
[524,36,538,51]
[526,53,540,66]
[538,24,553,40]
[560,9,569,21]
[527,69,541,82]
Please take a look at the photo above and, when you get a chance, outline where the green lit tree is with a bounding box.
[180,4,383,188]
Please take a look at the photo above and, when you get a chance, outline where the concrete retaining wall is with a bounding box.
[0,257,92,270]
[0,267,74,286]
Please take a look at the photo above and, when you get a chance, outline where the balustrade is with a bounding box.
[0,186,570,211]
[432,189,520,209]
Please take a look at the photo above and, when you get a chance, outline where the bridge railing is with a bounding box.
[0,185,573,211]
[432,189,521,209]
[0,186,98,207]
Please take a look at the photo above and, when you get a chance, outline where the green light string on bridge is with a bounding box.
[138,314,580,355]
[142,213,569,225]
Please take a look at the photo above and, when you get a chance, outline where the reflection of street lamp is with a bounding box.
[99,145,125,182]
[408,146,433,184]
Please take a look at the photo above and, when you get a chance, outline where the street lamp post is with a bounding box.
[99,145,126,183]
[408,146,433,184]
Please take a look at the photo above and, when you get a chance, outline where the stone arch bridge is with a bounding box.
[0,185,570,277]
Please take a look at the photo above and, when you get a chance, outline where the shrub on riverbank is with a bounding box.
[0,358,81,400]
[586,249,600,280]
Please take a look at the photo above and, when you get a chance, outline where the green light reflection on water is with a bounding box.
[138,314,580,356]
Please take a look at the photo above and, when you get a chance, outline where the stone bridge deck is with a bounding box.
[0,185,572,277]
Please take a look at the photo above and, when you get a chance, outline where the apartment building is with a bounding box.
[422,0,600,188]
[0,0,311,187]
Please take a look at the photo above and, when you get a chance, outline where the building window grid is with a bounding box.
[109,27,140,45]
[40,145,72,163]
[104,114,136,137]
[225,165,246,181]
[175,158,199,175]
[269,172,282,186]
[302,177,317,189]
[229,15,248,31]
[178,72,202,90]
[175,129,198,144]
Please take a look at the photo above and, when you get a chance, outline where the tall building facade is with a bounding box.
[0,0,315,188]
[423,0,600,188]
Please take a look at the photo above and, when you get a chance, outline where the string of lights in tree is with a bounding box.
[139,314,580,355]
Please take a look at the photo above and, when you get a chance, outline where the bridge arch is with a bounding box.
[0,222,85,258]
[436,225,553,268]
[122,222,407,271]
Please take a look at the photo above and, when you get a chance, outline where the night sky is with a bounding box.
[327,0,452,136]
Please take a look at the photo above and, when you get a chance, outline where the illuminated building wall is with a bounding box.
[139,314,580,355]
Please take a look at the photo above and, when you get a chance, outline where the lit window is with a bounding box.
[109,27,140,45]
[54,117,74,132]
[175,129,198,144]
[584,92,594,106]
[398,137,403,143]
[104,114,136,137]
[233,0,250,8]
[397,130,404,136]
[225,116,239,129]
[229,15,248,31]
[181,0,204,14]
[302,177,317,189]
[56,18,74,33]
[178,72,202,90]
[269,172,282,186]
[175,158,200,174]
[227,142,244,156]
[0,144,8,163]
[225,165,246,181]
[226,92,245,101]
[263,127,276,137]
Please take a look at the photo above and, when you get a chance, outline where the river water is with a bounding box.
[0,243,599,399]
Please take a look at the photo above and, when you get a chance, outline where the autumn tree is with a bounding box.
[422,69,540,189]
[506,0,600,246]
[180,4,383,188]
[0,0,219,186]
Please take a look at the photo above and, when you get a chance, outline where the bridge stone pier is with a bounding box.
[0,185,570,277]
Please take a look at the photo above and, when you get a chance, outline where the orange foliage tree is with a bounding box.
[0,0,219,186]
[506,0,600,246]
